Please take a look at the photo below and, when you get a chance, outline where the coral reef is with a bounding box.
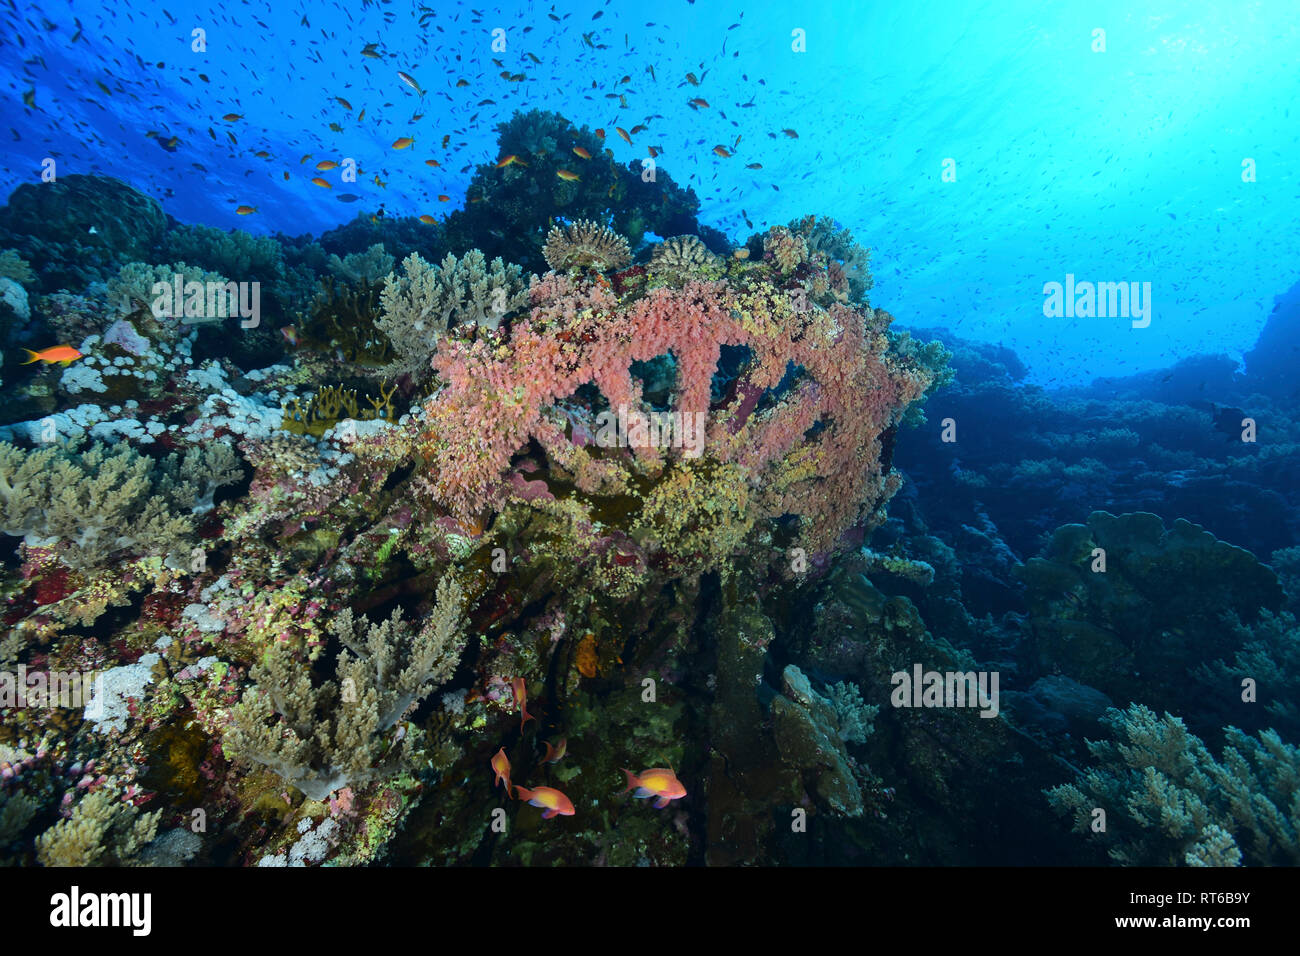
[441,110,704,273]
[1047,704,1300,866]
[225,575,465,800]
[0,175,168,292]
[1016,511,1284,729]
[648,235,722,281]
[542,220,632,273]
[35,786,161,867]
[0,439,240,570]
[377,250,528,380]
[408,233,933,569]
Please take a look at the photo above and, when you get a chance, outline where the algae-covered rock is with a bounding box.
[0,175,167,291]
[1016,511,1284,722]
[771,665,863,817]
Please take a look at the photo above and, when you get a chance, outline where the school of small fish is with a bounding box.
[488,678,686,821]
[2,0,798,240]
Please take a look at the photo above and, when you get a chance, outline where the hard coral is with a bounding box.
[542,220,631,273]
[378,250,528,381]
[224,575,466,801]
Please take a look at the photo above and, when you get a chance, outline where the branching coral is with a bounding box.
[0,439,240,569]
[162,223,285,282]
[763,225,809,277]
[377,250,528,380]
[790,214,874,303]
[224,574,466,800]
[326,243,395,284]
[106,260,234,328]
[1046,704,1300,866]
[302,277,392,366]
[827,680,879,744]
[280,382,396,437]
[35,786,161,867]
[542,220,631,272]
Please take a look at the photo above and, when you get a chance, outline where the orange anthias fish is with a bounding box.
[235,205,257,215]
[392,137,415,150]
[594,128,606,142]
[621,768,687,809]
[490,747,512,794]
[315,160,339,171]
[512,676,535,730]
[311,177,331,188]
[689,97,709,108]
[541,737,567,764]
[556,169,580,182]
[713,145,732,158]
[22,345,83,365]
[419,214,437,225]
[615,126,632,145]
[572,146,591,160]
[515,785,574,819]
[495,154,527,168]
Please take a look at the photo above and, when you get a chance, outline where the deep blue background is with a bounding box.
[2,0,1296,384]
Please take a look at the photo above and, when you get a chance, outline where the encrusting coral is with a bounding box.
[224,575,466,800]
[541,219,631,272]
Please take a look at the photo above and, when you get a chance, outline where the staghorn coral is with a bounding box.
[0,439,240,569]
[35,785,161,867]
[224,574,466,801]
[542,220,631,272]
[378,250,528,380]
[1046,704,1300,866]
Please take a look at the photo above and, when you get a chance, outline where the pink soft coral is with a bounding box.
[413,231,933,564]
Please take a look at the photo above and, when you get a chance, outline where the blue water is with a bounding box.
[3,0,1297,384]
